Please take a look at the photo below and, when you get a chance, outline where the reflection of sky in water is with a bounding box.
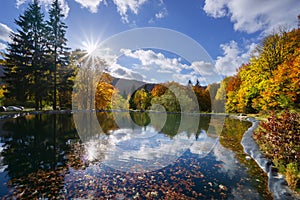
[84,126,219,172]
[0,143,9,196]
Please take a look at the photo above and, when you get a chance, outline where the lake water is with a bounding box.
[0,112,273,199]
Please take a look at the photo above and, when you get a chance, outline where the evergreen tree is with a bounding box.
[47,0,71,110]
[195,79,200,87]
[4,0,48,109]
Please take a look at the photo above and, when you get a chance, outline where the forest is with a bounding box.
[0,0,299,193]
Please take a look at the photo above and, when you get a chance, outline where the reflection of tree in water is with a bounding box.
[95,111,212,139]
[219,117,273,199]
[96,112,119,134]
[150,113,211,138]
[1,114,79,199]
[130,111,151,127]
[159,113,181,137]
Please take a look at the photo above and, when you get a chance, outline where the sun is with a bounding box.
[82,40,98,56]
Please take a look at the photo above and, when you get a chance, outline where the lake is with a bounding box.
[0,111,273,199]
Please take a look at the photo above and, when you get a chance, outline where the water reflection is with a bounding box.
[74,111,219,172]
[0,114,78,197]
[0,112,273,199]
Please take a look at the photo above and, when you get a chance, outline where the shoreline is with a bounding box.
[241,117,300,200]
[0,109,229,120]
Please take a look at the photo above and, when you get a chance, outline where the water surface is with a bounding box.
[0,112,273,199]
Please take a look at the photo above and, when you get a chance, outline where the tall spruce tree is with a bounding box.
[47,0,71,110]
[4,0,48,110]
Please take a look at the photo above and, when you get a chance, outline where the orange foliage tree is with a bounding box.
[95,73,118,110]
[225,26,300,113]
[151,84,168,97]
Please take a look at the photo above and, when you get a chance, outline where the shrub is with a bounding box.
[253,110,300,190]
[286,162,300,190]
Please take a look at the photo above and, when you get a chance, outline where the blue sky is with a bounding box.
[0,0,299,83]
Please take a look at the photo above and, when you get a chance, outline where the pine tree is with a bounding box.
[4,0,48,109]
[47,0,71,110]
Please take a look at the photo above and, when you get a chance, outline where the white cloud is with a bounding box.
[16,0,70,17]
[113,0,147,23]
[118,48,218,84]
[73,0,150,23]
[0,23,13,43]
[203,0,227,18]
[0,43,7,50]
[16,0,27,8]
[109,62,145,81]
[190,61,215,76]
[155,7,168,19]
[74,0,105,13]
[203,0,300,34]
[215,40,256,76]
[123,49,181,72]
[213,143,239,178]
[121,49,184,83]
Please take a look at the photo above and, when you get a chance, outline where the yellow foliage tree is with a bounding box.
[95,73,118,110]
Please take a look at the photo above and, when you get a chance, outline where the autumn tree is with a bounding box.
[224,24,300,113]
[151,84,168,97]
[150,82,199,113]
[132,88,151,111]
[192,85,211,112]
[95,73,117,110]
[258,29,300,110]
[214,77,230,113]
[225,74,242,113]
[206,83,220,101]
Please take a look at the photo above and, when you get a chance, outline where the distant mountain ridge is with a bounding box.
[111,77,156,97]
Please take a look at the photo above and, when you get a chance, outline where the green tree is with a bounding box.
[4,0,49,109]
[47,0,70,110]
[151,90,180,112]
[214,77,230,113]
[132,88,151,110]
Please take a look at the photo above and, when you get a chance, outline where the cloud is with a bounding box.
[113,0,148,23]
[16,0,27,8]
[75,0,167,24]
[109,62,145,81]
[155,7,168,19]
[121,49,184,83]
[189,61,215,76]
[213,143,239,178]
[16,0,70,17]
[203,0,300,34]
[215,41,256,76]
[0,43,7,51]
[123,49,181,72]
[203,0,227,18]
[148,0,167,24]
[118,49,218,84]
[0,23,13,43]
[74,0,105,13]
